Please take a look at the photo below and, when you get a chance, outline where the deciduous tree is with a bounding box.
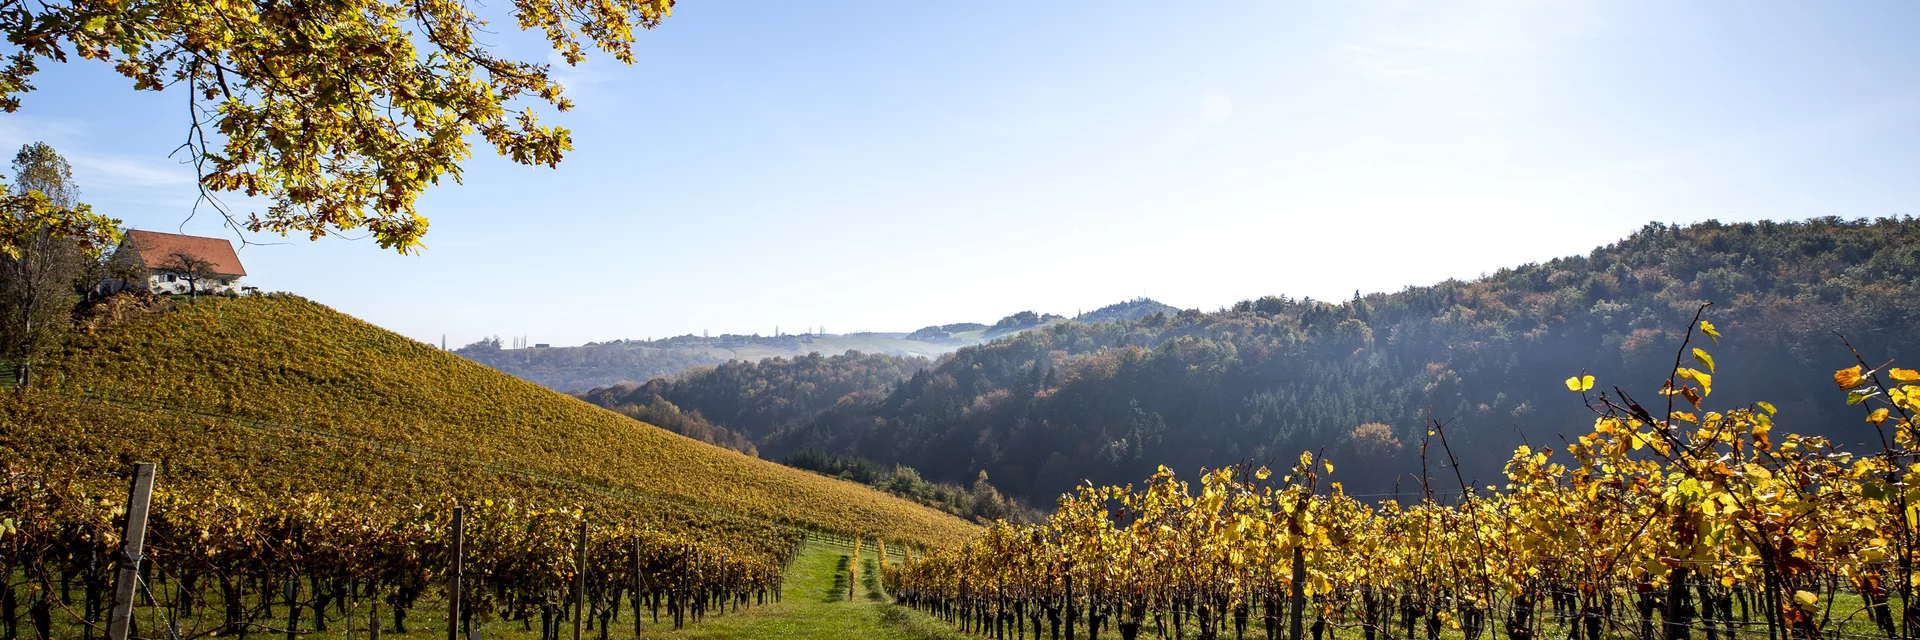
[0,143,121,389]
[1,0,675,253]
[162,250,216,298]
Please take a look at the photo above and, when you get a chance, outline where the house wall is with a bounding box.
[142,271,245,295]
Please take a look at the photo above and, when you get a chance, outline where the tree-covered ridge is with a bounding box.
[1073,297,1181,324]
[575,350,934,444]
[906,323,989,341]
[762,217,1920,504]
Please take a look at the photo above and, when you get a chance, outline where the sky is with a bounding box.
[5,1,1920,347]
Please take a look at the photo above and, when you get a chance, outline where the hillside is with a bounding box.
[761,217,1920,503]
[574,350,932,453]
[1071,297,1179,324]
[4,295,978,551]
[458,300,1176,391]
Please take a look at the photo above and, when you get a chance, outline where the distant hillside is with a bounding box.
[761,217,1920,504]
[455,331,949,392]
[8,295,978,550]
[574,350,933,453]
[461,300,1177,391]
[567,350,1041,522]
[1074,297,1180,324]
[905,323,988,342]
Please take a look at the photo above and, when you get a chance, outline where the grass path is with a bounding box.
[648,537,965,640]
[28,535,962,640]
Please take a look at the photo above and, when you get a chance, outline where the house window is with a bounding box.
[166,274,177,282]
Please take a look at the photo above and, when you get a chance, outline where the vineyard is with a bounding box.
[21,294,976,547]
[2,463,789,640]
[0,294,979,639]
[886,314,1920,640]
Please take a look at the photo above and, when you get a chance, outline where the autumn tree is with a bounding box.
[966,470,1009,522]
[0,143,121,389]
[0,0,675,253]
[161,250,218,298]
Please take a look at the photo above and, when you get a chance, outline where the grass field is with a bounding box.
[644,536,965,640]
[21,535,962,640]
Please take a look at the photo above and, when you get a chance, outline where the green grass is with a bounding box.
[644,537,967,640]
[24,538,959,640]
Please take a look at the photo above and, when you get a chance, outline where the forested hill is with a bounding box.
[573,350,933,454]
[758,217,1920,504]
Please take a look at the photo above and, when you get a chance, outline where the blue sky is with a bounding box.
[5,1,1919,347]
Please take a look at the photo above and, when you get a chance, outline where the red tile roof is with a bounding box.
[121,230,248,277]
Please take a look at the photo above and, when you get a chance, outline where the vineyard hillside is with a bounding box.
[6,294,978,550]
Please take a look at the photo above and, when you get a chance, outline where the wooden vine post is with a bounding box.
[346,578,356,640]
[631,535,645,640]
[1288,547,1306,640]
[447,506,465,640]
[574,519,588,640]
[106,463,156,640]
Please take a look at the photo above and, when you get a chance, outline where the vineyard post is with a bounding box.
[630,535,643,640]
[447,506,465,640]
[574,520,587,640]
[346,579,355,640]
[1288,547,1305,640]
[106,462,156,640]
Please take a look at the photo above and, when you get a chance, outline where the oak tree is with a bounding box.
[1,0,675,253]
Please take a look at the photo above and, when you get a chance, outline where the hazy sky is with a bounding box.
[5,1,1919,347]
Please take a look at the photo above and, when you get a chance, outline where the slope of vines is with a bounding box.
[14,294,977,548]
[889,316,1919,640]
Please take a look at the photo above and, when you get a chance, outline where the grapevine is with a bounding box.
[889,317,1920,640]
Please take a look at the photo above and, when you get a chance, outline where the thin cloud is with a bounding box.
[0,115,193,189]
[65,152,194,188]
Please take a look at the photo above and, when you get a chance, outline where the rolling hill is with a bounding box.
[762,217,1920,503]
[573,350,933,454]
[2,294,978,552]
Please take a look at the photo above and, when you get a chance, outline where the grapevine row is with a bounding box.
[887,316,1920,640]
[0,461,795,640]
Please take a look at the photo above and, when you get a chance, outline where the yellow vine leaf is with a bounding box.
[1565,375,1595,392]
[1677,368,1712,397]
[1836,366,1865,389]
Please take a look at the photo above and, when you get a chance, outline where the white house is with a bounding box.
[106,230,249,295]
